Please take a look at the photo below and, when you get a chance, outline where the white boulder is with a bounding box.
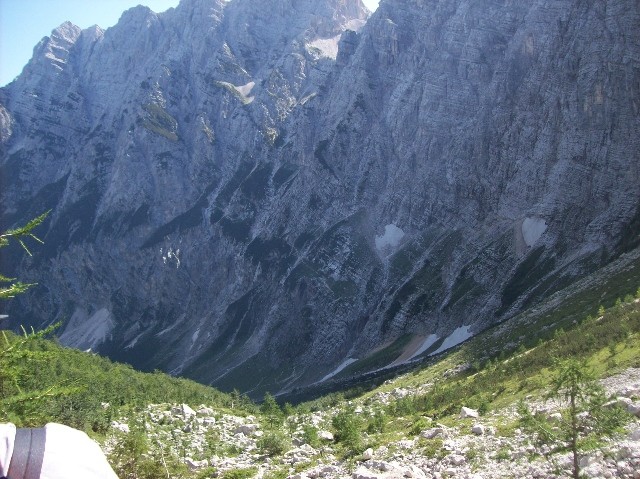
[318,430,334,441]
[459,407,479,419]
[110,421,130,434]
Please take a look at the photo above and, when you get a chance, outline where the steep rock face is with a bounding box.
[1,0,639,396]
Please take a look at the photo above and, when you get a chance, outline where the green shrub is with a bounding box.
[195,467,218,479]
[302,424,321,447]
[367,410,386,434]
[110,427,189,479]
[465,446,479,462]
[409,417,431,436]
[495,447,511,461]
[221,468,258,479]
[222,444,243,457]
[202,429,221,457]
[418,438,445,459]
[257,431,290,456]
[494,420,518,438]
[262,469,289,479]
[332,409,364,456]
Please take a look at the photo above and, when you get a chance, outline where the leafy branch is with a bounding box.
[0,211,49,299]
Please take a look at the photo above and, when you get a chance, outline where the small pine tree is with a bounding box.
[302,424,321,447]
[331,408,364,456]
[110,422,187,479]
[257,430,290,456]
[518,359,628,479]
[366,409,386,434]
[261,392,284,428]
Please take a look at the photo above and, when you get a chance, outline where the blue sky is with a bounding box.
[0,0,380,87]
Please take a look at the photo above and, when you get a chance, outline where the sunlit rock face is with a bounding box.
[1,0,639,396]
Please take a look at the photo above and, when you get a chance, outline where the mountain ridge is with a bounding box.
[1,0,639,396]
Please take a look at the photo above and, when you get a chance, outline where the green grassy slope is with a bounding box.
[0,329,248,432]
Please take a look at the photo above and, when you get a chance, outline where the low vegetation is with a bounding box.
[0,327,242,429]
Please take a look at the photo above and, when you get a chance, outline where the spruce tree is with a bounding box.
[518,359,628,479]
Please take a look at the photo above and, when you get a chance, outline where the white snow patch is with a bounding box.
[307,35,341,59]
[59,307,114,350]
[236,81,255,97]
[213,81,255,104]
[522,217,547,247]
[430,325,473,356]
[409,334,439,360]
[375,224,405,252]
[319,358,358,382]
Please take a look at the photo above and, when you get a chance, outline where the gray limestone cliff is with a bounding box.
[1,0,639,396]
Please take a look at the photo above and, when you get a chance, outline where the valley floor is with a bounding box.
[103,367,640,479]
